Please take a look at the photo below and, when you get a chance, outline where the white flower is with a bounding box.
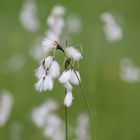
[35,75,53,92]
[64,82,72,92]
[35,78,44,92]
[101,12,122,42]
[52,18,65,35]
[65,47,82,61]
[66,14,82,34]
[44,56,53,68]
[52,6,65,17]
[35,56,54,79]
[59,70,71,84]
[50,60,60,79]
[35,64,45,79]
[19,0,40,32]
[41,38,56,54]
[64,91,73,107]
[47,16,56,27]
[47,17,64,34]
[43,75,53,91]
[0,91,13,127]
[69,70,80,85]
[46,31,59,42]
[31,100,58,128]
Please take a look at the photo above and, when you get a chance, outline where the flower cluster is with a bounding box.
[59,47,82,107]
[35,38,82,107]
[35,39,82,107]
[35,41,61,92]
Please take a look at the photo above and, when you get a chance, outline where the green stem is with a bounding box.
[74,71,97,140]
[65,105,68,140]
[62,50,96,139]
[53,48,56,57]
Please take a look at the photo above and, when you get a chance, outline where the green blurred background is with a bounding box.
[0,0,140,140]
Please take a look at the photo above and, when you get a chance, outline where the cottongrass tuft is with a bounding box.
[64,47,82,61]
[35,39,82,106]
[64,91,74,107]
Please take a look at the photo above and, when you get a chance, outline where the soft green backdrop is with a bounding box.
[0,0,140,140]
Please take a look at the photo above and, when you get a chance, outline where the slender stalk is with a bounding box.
[64,88,68,140]
[62,49,96,140]
[74,71,97,140]
[65,105,68,140]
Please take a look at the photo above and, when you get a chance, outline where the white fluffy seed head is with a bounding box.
[69,70,80,85]
[35,64,45,79]
[43,75,53,91]
[59,70,71,84]
[41,38,56,54]
[35,78,44,92]
[65,47,82,61]
[50,60,60,79]
[44,56,53,68]
[64,82,73,92]
[64,91,73,107]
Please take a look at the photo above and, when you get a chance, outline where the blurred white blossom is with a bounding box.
[10,122,22,140]
[120,58,140,83]
[101,12,123,42]
[46,5,65,42]
[75,113,90,140]
[29,37,45,61]
[0,90,14,127]
[7,54,25,72]
[32,100,90,139]
[31,99,58,128]
[41,38,59,55]
[31,99,64,140]
[43,114,64,140]
[20,0,40,32]
[51,5,65,17]
[66,14,82,34]
[30,5,65,62]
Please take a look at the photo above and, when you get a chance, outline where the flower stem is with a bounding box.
[74,71,97,140]
[62,50,96,139]
[65,105,68,140]
[53,48,56,57]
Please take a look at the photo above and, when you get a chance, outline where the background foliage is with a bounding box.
[0,0,140,140]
